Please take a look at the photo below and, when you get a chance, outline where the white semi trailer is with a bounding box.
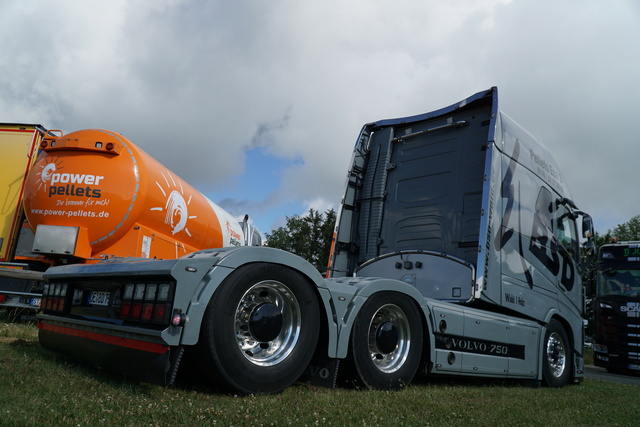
[36,87,594,394]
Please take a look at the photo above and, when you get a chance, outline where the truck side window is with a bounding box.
[534,188,554,233]
[555,203,578,260]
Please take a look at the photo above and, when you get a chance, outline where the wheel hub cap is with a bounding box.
[249,303,283,343]
[375,321,399,354]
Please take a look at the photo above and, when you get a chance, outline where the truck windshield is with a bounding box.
[597,269,640,297]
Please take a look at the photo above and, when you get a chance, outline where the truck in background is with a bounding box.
[35,87,595,394]
[0,125,260,313]
[592,241,640,372]
[0,124,47,311]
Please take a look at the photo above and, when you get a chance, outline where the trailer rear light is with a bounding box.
[131,302,142,318]
[118,282,174,325]
[41,283,69,313]
[145,284,157,300]
[142,303,154,321]
[157,283,170,301]
[154,304,167,323]
[134,284,145,300]
[121,301,131,317]
[123,283,134,299]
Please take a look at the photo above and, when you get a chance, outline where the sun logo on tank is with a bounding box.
[151,171,197,236]
[33,158,63,192]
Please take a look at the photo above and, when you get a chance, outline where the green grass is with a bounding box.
[0,313,636,426]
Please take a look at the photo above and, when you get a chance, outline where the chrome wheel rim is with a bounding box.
[546,331,567,378]
[235,280,301,366]
[367,304,411,373]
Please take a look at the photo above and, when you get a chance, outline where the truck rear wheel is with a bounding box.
[542,319,570,388]
[349,292,423,390]
[195,263,320,394]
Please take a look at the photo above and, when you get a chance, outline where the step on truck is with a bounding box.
[592,241,640,373]
[0,125,261,314]
[36,87,595,394]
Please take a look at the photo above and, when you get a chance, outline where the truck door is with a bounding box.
[553,200,581,311]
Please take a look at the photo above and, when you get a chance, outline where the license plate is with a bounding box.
[628,364,640,371]
[30,298,41,307]
[89,291,110,306]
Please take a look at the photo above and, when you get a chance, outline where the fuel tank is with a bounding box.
[22,129,247,262]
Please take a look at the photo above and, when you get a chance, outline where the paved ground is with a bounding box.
[585,365,640,386]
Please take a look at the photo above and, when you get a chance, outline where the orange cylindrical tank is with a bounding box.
[22,129,247,261]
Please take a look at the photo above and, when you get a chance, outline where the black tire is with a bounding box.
[195,263,320,394]
[542,319,571,388]
[349,292,423,390]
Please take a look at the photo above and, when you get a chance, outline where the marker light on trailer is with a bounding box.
[172,310,187,326]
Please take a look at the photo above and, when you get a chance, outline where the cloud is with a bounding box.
[1,0,638,234]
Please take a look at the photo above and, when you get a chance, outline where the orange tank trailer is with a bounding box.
[22,129,247,263]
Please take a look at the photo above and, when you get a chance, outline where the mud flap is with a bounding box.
[39,326,184,386]
[300,355,340,388]
[573,351,585,384]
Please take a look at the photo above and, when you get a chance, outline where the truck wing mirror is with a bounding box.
[577,211,596,270]
[581,214,594,240]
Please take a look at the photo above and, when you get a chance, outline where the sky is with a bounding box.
[1,0,639,237]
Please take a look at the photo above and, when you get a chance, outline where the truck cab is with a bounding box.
[593,241,640,372]
[329,87,594,386]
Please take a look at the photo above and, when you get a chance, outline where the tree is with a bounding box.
[265,208,336,273]
[610,215,640,242]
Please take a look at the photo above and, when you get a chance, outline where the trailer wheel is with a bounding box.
[542,319,570,388]
[195,263,320,394]
[349,292,423,390]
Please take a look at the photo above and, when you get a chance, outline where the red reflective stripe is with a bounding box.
[38,322,169,354]
[0,128,37,133]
